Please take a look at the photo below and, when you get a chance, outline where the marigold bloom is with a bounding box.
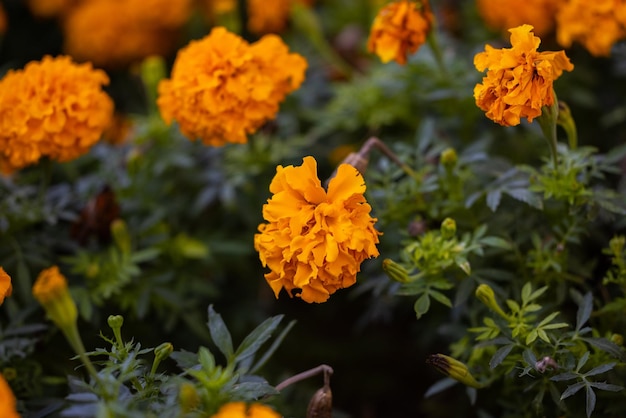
[211,402,280,418]
[0,56,113,171]
[476,0,562,38]
[157,26,307,146]
[473,25,573,127]
[0,267,12,305]
[247,0,314,34]
[556,0,626,56]
[0,374,20,418]
[254,156,381,303]
[367,0,434,65]
[32,266,78,330]
[63,0,192,68]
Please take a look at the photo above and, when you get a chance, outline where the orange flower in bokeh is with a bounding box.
[0,56,113,171]
[0,267,12,305]
[254,156,381,303]
[157,26,307,146]
[476,0,563,38]
[0,373,20,418]
[63,0,192,68]
[556,0,626,56]
[27,0,79,18]
[247,0,314,34]
[211,402,280,418]
[473,25,573,127]
[367,0,434,65]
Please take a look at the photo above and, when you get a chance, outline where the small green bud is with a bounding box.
[111,219,131,254]
[427,354,483,388]
[140,55,166,102]
[611,333,623,346]
[107,315,124,330]
[475,284,509,319]
[440,218,457,239]
[154,342,174,362]
[440,148,458,170]
[382,259,413,283]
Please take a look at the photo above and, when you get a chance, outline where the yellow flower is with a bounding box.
[254,156,381,303]
[556,0,626,57]
[367,0,434,65]
[0,55,113,171]
[473,24,573,127]
[157,26,307,146]
[211,402,280,418]
[63,0,192,68]
[0,373,20,418]
[0,267,12,305]
[247,0,315,34]
[32,266,78,330]
[476,0,563,38]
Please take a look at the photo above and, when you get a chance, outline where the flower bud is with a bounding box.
[382,259,413,283]
[154,342,174,362]
[307,385,332,418]
[440,218,457,239]
[426,354,483,388]
[440,148,458,171]
[32,266,78,331]
[611,333,623,346]
[107,315,124,330]
[111,219,131,254]
[475,284,509,319]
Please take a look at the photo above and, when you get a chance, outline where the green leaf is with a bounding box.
[198,346,215,372]
[479,236,513,250]
[490,344,514,369]
[486,190,502,212]
[235,315,283,363]
[586,385,596,418]
[576,292,593,333]
[414,294,430,319]
[560,381,585,400]
[582,337,626,361]
[537,311,562,327]
[207,305,234,359]
[250,319,296,374]
[584,362,616,377]
[577,351,590,372]
[504,188,543,210]
[424,378,457,398]
[429,290,452,308]
[588,382,623,392]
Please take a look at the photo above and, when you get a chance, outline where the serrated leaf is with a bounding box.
[504,188,543,210]
[207,305,233,359]
[523,349,537,367]
[424,377,457,398]
[429,290,452,308]
[586,386,596,418]
[537,311,562,327]
[576,292,593,333]
[588,381,623,392]
[560,381,585,400]
[577,351,590,372]
[551,371,579,382]
[582,337,626,361]
[480,236,513,250]
[235,315,283,363]
[528,285,548,302]
[414,294,430,319]
[584,362,616,377]
[490,344,514,369]
[486,189,502,212]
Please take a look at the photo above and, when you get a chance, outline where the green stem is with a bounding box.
[63,324,101,386]
[427,30,449,79]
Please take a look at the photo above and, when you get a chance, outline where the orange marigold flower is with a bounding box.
[32,266,78,330]
[27,0,79,18]
[157,26,307,146]
[0,374,20,418]
[63,0,192,68]
[367,0,434,65]
[211,402,280,418]
[254,156,381,303]
[0,267,12,305]
[556,0,626,57]
[476,0,563,38]
[0,55,114,171]
[247,0,314,34]
[473,24,573,127]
